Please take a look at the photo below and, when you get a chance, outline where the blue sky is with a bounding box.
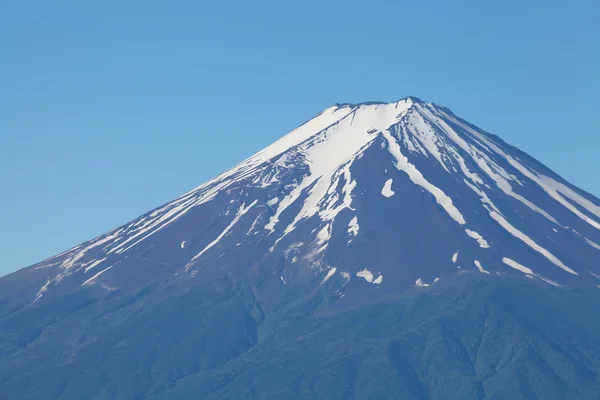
[2,1,599,276]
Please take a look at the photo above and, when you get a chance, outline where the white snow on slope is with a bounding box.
[501,258,560,286]
[267,100,415,253]
[415,278,429,287]
[306,225,332,260]
[357,269,374,282]
[84,258,107,273]
[382,130,466,225]
[402,106,578,275]
[49,106,358,271]
[490,210,577,275]
[357,268,383,284]
[245,105,356,173]
[33,280,51,303]
[246,215,261,235]
[439,109,600,231]
[187,200,258,267]
[401,111,451,172]
[474,260,490,274]
[30,97,600,301]
[452,251,459,263]
[502,257,534,275]
[82,265,114,286]
[110,195,202,255]
[321,267,337,284]
[418,105,561,226]
[586,239,600,251]
[402,105,593,283]
[539,175,600,219]
[410,103,585,277]
[348,216,359,240]
[465,229,490,248]
[60,229,123,270]
[462,179,572,274]
[381,178,395,197]
[465,171,575,274]
[268,100,414,228]
[178,104,356,199]
[33,230,127,301]
[538,276,561,287]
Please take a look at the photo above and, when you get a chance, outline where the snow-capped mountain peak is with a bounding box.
[20,97,600,304]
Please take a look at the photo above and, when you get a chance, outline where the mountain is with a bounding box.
[2,97,600,399]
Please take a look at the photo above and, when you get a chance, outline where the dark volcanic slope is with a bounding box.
[2,97,600,399]
[2,275,600,400]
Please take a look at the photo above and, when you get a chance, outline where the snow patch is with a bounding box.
[356,268,383,284]
[502,258,561,286]
[381,178,395,198]
[83,257,107,273]
[585,238,600,251]
[538,276,560,287]
[415,278,429,287]
[321,267,337,284]
[246,215,261,235]
[306,224,332,260]
[474,260,490,274]
[452,251,459,263]
[465,229,490,248]
[82,265,114,286]
[357,269,374,282]
[33,280,51,303]
[502,257,534,275]
[347,216,359,239]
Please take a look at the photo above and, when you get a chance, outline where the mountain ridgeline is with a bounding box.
[2,97,600,399]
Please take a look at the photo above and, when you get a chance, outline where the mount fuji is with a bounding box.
[2,97,600,399]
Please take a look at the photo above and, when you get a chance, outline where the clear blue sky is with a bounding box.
[2,1,599,276]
